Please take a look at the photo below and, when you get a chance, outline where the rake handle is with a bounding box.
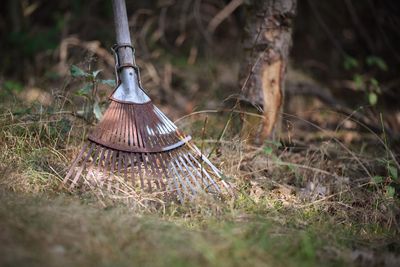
[112,0,134,66]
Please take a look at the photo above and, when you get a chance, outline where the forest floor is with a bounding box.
[0,51,399,266]
[1,91,399,267]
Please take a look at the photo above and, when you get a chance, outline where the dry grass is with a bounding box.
[0,99,400,267]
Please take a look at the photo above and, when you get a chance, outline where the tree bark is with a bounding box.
[240,0,296,144]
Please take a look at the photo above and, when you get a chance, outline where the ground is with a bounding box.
[0,88,399,267]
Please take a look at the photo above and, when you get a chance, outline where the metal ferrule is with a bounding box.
[111,67,151,104]
[110,43,151,104]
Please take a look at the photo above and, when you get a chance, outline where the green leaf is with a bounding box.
[369,78,381,93]
[3,80,23,92]
[93,101,103,121]
[92,69,102,78]
[263,146,273,155]
[366,56,388,71]
[343,56,358,70]
[353,74,364,90]
[264,140,282,148]
[75,83,92,97]
[385,185,395,198]
[368,92,378,106]
[100,79,116,87]
[370,78,379,87]
[388,165,398,180]
[372,175,383,184]
[70,65,87,77]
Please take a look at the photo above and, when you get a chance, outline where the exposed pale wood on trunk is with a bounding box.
[240,0,297,143]
[261,59,283,138]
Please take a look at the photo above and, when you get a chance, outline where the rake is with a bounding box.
[63,0,230,202]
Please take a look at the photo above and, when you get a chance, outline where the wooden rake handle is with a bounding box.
[112,0,134,67]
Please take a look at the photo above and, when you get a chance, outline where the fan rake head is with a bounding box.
[63,100,231,202]
[64,0,231,202]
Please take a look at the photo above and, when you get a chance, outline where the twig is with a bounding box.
[242,161,350,182]
[207,0,244,33]
[285,81,397,139]
[299,182,371,208]
[194,0,212,44]
[282,113,373,178]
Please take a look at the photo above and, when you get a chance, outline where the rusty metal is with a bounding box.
[63,0,231,202]
[63,123,231,202]
[87,101,192,153]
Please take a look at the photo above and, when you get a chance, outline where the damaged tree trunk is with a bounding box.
[240,0,296,144]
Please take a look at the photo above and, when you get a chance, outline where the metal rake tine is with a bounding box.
[154,106,177,131]
[97,146,107,169]
[160,152,184,202]
[103,102,119,145]
[134,107,144,149]
[70,142,96,189]
[84,144,101,186]
[155,152,179,201]
[146,153,161,190]
[63,142,89,184]
[101,102,118,141]
[129,105,139,148]
[130,153,136,187]
[107,150,118,191]
[122,104,130,147]
[187,151,222,193]
[114,152,123,192]
[190,146,232,193]
[135,107,146,148]
[117,151,123,177]
[99,148,112,187]
[154,154,167,191]
[173,155,197,196]
[142,153,153,193]
[112,102,124,145]
[123,152,129,181]
[102,148,112,173]
[91,144,101,166]
[147,106,170,148]
[169,159,191,201]
[191,145,223,177]
[177,151,205,192]
[148,153,164,190]
[134,153,145,189]
[125,106,134,147]
[175,153,203,194]
[181,151,210,189]
[167,151,194,199]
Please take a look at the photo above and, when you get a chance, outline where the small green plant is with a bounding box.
[3,80,24,92]
[372,160,399,199]
[343,55,387,106]
[1,80,24,98]
[372,113,400,199]
[263,140,282,156]
[70,65,116,123]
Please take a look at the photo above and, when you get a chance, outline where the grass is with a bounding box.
[0,98,399,267]
[0,189,352,267]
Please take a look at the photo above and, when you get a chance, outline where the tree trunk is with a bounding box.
[240,0,296,144]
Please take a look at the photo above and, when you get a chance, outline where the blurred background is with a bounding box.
[0,0,399,140]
